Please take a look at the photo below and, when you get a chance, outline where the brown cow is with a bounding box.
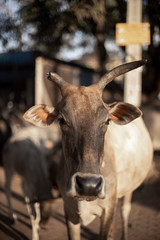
[24,60,153,240]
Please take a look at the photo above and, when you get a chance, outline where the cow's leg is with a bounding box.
[23,181,40,240]
[121,191,132,240]
[99,200,116,240]
[34,202,41,239]
[64,205,80,240]
[4,169,17,221]
[25,196,41,240]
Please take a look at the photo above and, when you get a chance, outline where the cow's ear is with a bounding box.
[23,104,57,127]
[108,102,142,125]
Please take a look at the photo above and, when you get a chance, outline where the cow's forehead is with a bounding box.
[59,85,108,122]
[63,85,102,109]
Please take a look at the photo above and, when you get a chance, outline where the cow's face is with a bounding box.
[24,60,145,200]
[56,85,109,200]
[24,85,141,200]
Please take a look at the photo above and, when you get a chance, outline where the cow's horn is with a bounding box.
[97,60,147,90]
[47,72,69,90]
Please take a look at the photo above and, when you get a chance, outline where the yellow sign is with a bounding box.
[116,23,150,46]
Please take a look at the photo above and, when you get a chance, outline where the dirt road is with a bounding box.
[0,152,160,240]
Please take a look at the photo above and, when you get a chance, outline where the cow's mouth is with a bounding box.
[75,195,97,201]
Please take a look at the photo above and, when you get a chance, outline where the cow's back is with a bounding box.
[3,127,53,202]
[104,117,153,198]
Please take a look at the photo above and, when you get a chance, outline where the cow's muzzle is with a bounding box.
[66,173,105,200]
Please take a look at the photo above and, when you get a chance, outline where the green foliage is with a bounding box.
[0,0,22,50]
[0,1,125,56]
[1,0,160,71]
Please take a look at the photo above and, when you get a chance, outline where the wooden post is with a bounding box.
[124,0,142,106]
[35,57,57,106]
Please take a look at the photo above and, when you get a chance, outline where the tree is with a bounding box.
[0,0,126,72]
[0,0,23,50]
[1,0,160,79]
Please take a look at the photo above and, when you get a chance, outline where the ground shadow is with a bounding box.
[0,187,24,203]
[0,213,29,240]
[81,226,98,240]
[0,201,29,220]
[132,151,160,211]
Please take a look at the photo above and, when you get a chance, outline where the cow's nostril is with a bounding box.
[75,175,103,196]
[76,176,83,191]
[97,177,102,191]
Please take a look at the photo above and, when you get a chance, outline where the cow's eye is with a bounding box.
[106,118,111,125]
[58,117,66,125]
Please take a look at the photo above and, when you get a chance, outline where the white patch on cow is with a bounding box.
[25,197,40,240]
[78,200,102,226]
[106,118,153,198]
[102,161,105,168]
